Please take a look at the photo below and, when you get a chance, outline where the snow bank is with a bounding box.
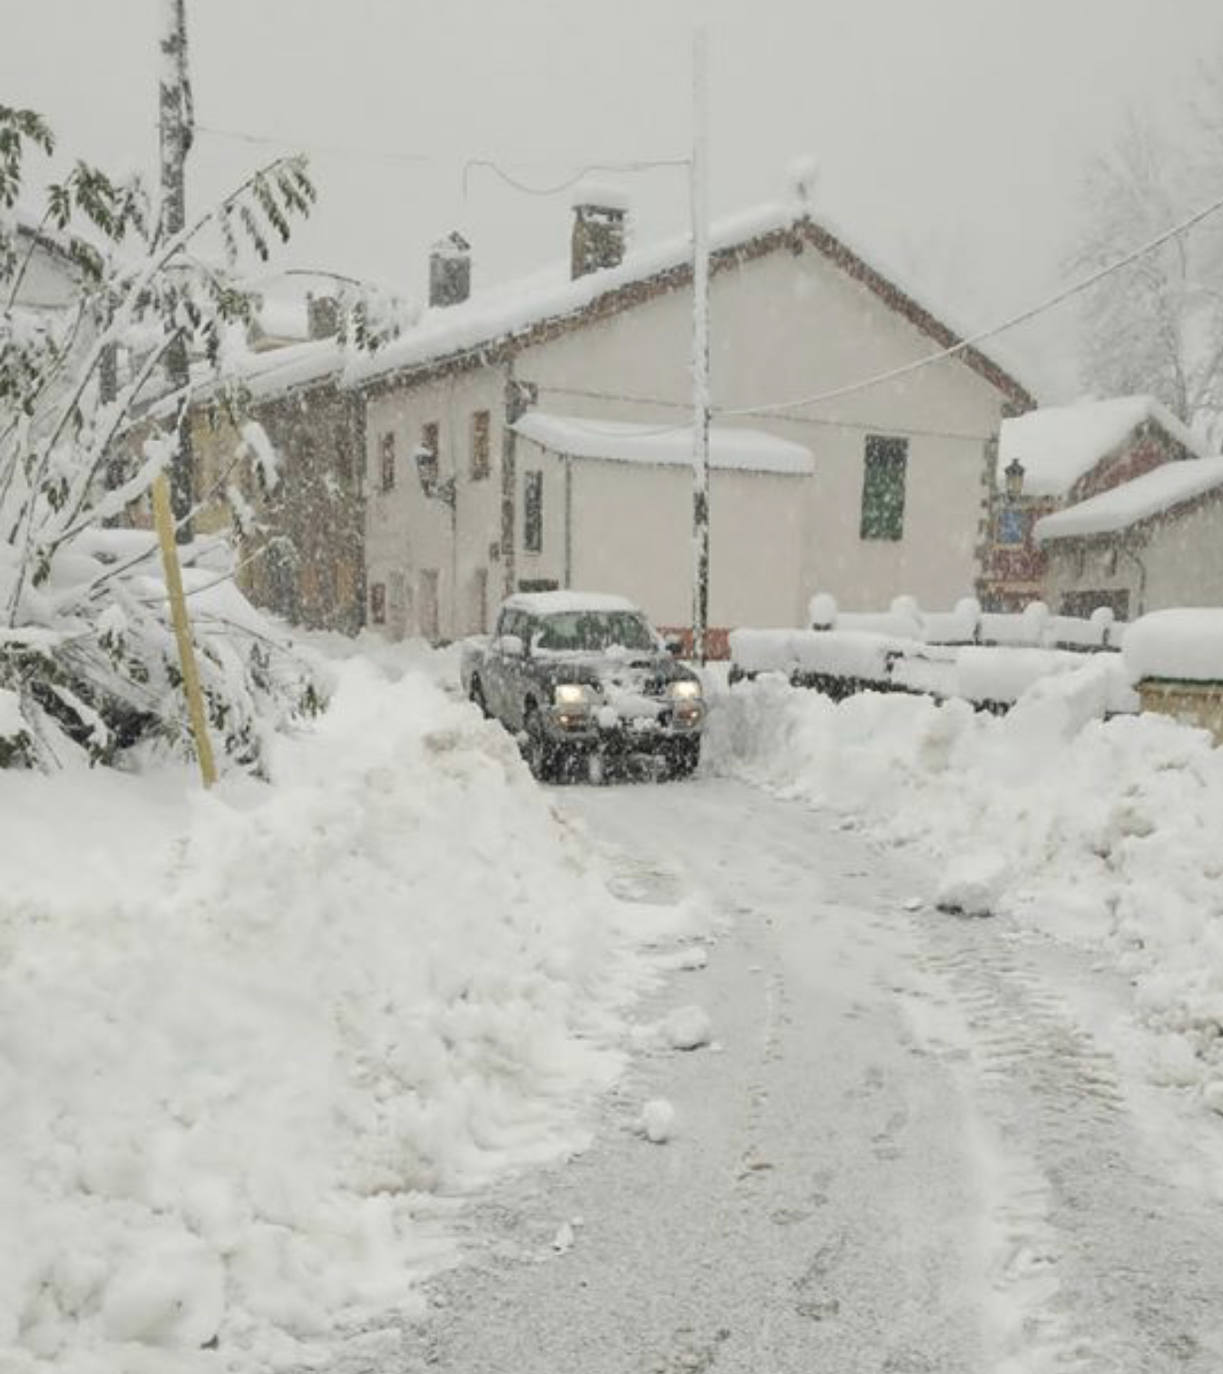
[0,656,685,1373]
[705,663,1223,1102]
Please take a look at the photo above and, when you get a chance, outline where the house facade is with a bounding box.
[356,195,1034,644]
[1035,457,1223,619]
[190,340,366,634]
[978,396,1207,612]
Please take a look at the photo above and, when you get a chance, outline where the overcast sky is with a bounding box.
[5,0,1223,400]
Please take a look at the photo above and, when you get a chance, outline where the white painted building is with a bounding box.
[1035,456,1223,619]
[235,189,1036,645]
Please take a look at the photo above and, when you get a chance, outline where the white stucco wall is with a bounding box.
[1042,497,1223,619]
[362,232,1018,640]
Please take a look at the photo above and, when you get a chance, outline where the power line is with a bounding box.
[716,185,1223,419]
[534,383,993,443]
[461,157,689,200]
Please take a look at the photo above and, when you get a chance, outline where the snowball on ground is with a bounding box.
[660,1005,713,1050]
[638,1098,677,1144]
[935,853,1009,917]
[1123,608,1223,684]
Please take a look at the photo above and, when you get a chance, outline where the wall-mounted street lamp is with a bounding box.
[1003,457,1026,502]
[414,444,455,508]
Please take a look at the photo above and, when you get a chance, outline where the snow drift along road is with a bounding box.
[0,656,702,1373]
[704,660,1223,1106]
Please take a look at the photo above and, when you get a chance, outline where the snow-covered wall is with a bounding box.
[361,224,1016,639]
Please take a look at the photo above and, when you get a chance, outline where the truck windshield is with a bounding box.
[533,611,656,653]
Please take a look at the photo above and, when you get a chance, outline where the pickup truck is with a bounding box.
[459,590,705,782]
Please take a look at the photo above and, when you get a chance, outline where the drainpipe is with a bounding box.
[1119,541,1149,618]
[564,454,573,589]
[501,361,518,600]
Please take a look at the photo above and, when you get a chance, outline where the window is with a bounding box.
[419,568,440,641]
[335,425,352,486]
[421,421,439,461]
[996,506,1026,546]
[379,433,395,492]
[470,410,491,480]
[370,582,387,625]
[859,435,908,541]
[472,566,488,633]
[524,470,543,553]
[1061,589,1130,621]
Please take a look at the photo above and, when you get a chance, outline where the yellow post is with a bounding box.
[151,472,218,787]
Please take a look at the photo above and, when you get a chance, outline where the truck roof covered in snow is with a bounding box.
[501,590,642,617]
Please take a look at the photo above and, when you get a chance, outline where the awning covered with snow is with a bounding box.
[512,411,814,475]
[1034,456,1223,543]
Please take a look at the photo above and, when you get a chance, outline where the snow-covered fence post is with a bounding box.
[151,472,216,787]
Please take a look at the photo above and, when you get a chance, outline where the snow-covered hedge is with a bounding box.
[0,656,702,1372]
[803,593,1126,650]
[705,662,1223,1104]
[728,627,1138,712]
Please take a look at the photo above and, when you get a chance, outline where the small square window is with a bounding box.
[370,582,387,624]
[470,410,491,480]
[379,434,395,492]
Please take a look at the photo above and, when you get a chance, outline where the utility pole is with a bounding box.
[690,26,711,665]
[159,0,195,541]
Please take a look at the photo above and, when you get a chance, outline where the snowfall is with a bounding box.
[5,625,1223,1373]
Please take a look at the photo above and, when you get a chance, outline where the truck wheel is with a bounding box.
[469,677,490,718]
[669,738,700,780]
[523,707,557,782]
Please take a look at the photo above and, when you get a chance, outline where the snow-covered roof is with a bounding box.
[210,196,1035,410]
[513,411,814,475]
[1034,456,1223,543]
[999,396,1209,499]
[502,590,640,616]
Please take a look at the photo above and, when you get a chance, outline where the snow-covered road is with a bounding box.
[384,775,1223,1374]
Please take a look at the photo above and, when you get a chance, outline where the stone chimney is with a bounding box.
[306,292,340,339]
[428,231,472,308]
[570,185,628,279]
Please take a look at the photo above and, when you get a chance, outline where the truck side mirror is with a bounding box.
[664,635,685,657]
[500,634,524,658]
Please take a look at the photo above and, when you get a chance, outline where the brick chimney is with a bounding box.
[306,292,340,339]
[428,231,472,308]
[570,185,628,279]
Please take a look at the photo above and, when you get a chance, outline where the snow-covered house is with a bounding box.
[350,183,1033,643]
[1034,455,1223,619]
[189,342,366,634]
[978,396,1208,612]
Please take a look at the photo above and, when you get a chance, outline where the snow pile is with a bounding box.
[706,662,1223,1100]
[1123,608,1223,682]
[0,656,679,1374]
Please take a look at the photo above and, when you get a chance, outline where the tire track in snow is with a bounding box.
[905,916,1223,1373]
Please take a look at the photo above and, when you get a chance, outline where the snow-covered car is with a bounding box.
[459,591,705,782]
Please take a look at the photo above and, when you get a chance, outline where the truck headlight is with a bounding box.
[669,680,702,701]
[554,682,592,707]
